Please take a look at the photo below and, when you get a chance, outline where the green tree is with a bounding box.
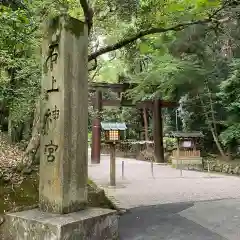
[219,59,240,150]
[0,0,239,164]
[0,6,41,142]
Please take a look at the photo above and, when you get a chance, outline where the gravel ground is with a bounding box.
[88,154,240,209]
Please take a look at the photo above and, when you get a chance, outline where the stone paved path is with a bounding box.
[88,154,240,210]
[89,154,240,239]
[119,199,240,240]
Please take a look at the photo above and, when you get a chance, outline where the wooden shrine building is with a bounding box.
[166,131,204,167]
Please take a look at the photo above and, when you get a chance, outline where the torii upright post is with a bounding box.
[153,99,164,163]
[91,90,102,164]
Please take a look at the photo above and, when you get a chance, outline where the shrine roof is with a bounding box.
[101,122,127,130]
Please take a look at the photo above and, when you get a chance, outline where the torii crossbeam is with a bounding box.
[89,82,178,164]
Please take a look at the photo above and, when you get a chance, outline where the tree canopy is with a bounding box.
[0,0,240,159]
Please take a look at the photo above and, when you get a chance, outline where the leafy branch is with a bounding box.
[88,2,234,62]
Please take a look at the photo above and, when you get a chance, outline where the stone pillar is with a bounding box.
[91,90,102,164]
[3,15,119,240]
[39,15,88,214]
[153,100,164,163]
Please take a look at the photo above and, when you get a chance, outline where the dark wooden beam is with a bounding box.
[161,100,178,108]
[89,82,134,93]
[89,83,177,109]
[104,99,135,107]
[91,98,178,108]
[91,98,134,107]
[136,100,178,108]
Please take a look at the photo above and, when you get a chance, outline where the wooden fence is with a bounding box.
[172,150,200,158]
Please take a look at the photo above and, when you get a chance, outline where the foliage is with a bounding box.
[219,59,240,145]
[0,0,240,155]
[0,0,75,138]
[120,3,240,154]
[0,6,41,128]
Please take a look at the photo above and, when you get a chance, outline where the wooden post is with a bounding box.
[122,160,124,180]
[151,160,154,178]
[177,138,179,169]
[153,99,164,163]
[91,90,102,164]
[177,138,182,177]
[110,143,116,186]
[207,159,210,174]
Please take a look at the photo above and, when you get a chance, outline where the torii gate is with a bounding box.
[89,82,178,164]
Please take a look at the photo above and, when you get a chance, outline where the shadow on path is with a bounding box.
[119,202,227,240]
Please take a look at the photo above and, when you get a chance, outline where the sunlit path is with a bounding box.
[88,153,240,210]
[89,153,240,239]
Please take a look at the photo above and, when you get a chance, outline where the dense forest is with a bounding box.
[0,0,240,163]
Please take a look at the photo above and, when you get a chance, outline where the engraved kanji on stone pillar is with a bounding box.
[40,15,88,214]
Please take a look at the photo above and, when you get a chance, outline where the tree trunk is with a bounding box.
[210,127,227,159]
[205,82,218,135]
[21,98,41,166]
[8,116,27,143]
[8,114,13,142]
[198,94,227,160]
[7,116,19,143]
[22,115,34,141]
[7,67,16,143]
[0,102,8,131]
[226,144,232,161]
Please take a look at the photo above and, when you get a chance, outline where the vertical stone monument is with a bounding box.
[3,15,118,240]
[39,14,88,214]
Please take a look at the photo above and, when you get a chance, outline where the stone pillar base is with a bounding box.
[3,208,119,240]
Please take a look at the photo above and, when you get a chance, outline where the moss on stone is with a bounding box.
[0,172,115,215]
[63,15,85,38]
[48,15,61,33]
[43,14,85,40]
